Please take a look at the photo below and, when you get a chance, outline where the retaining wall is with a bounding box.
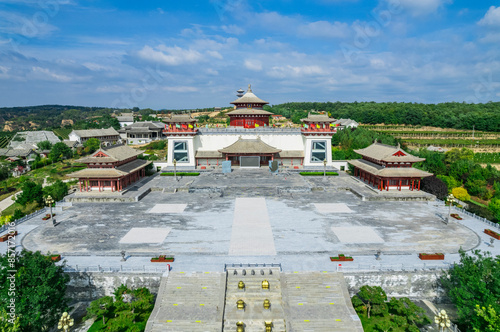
[344,270,448,302]
[66,272,162,303]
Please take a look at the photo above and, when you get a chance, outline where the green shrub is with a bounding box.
[160,172,200,176]
[299,172,339,176]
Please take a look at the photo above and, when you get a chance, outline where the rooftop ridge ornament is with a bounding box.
[247,83,252,93]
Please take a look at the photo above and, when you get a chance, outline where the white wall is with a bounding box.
[68,131,80,143]
[166,136,196,168]
[195,133,305,153]
[303,135,334,168]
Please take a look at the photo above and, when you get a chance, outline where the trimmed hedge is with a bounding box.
[160,172,200,176]
[300,172,339,176]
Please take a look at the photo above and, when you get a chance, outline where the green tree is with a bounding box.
[445,148,474,164]
[474,304,500,332]
[49,142,72,162]
[85,296,114,326]
[355,285,388,318]
[83,138,101,154]
[437,175,459,193]
[15,180,43,206]
[0,308,20,332]
[489,198,500,221]
[0,250,69,332]
[43,180,69,202]
[441,249,500,331]
[36,140,52,151]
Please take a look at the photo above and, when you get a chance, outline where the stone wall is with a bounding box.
[343,270,449,302]
[66,272,162,303]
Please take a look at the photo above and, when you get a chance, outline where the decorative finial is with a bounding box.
[397,142,400,149]
[247,84,252,92]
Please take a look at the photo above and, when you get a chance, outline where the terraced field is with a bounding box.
[52,128,72,140]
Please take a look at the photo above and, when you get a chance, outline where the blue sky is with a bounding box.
[0,0,499,109]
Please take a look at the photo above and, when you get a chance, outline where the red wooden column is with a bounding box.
[418,179,421,191]
[79,179,82,192]
[399,179,402,191]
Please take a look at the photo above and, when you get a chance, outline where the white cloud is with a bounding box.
[206,50,223,59]
[297,20,350,39]
[221,24,245,35]
[163,86,198,93]
[478,6,500,27]
[268,65,326,78]
[394,0,448,16]
[137,45,203,66]
[244,59,262,71]
[31,66,72,82]
[479,33,500,43]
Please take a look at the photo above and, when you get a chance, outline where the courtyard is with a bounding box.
[7,170,486,273]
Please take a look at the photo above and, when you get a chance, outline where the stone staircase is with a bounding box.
[146,269,363,332]
[282,272,363,331]
[145,271,226,332]
[223,267,286,332]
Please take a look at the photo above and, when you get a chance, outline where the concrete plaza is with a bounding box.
[2,170,489,273]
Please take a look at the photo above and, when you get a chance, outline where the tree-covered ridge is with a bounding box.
[265,101,500,132]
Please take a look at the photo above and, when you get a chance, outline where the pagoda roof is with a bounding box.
[348,159,432,178]
[218,137,281,154]
[78,145,142,163]
[226,109,273,116]
[300,113,336,123]
[68,159,151,179]
[354,142,425,163]
[163,114,197,123]
[230,84,269,105]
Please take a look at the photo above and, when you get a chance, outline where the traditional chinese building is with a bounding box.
[348,142,432,191]
[163,85,339,169]
[227,84,272,128]
[69,145,150,192]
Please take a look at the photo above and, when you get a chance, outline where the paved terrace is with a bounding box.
[1,169,493,274]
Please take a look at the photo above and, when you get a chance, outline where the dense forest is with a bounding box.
[265,101,500,132]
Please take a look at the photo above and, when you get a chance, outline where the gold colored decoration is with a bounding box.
[237,299,245,310]
[57,312,74,332]
[265,321,273,332]
[263,299,271,310]
[262,280,269,289]
[236,321,245,332]
[238,281,245,289]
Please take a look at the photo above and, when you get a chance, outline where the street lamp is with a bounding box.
[323,158,327,177]
[45,195,54,226]
[434,309,451,332]
[447,193,454,224]
[173,159,177,181]
[57,312,74,332]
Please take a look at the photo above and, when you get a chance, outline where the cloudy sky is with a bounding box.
[0,0,499,109]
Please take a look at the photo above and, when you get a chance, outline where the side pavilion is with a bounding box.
[348,142,432,191]
[69,145,150,192]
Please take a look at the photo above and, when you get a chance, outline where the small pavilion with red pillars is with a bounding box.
[348,142,432,191]
[227,84,273,128]
[69,145,151,192]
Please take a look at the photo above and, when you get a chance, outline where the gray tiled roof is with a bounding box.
[354,142,424,163]
[118,122,164,132]
[218,138,281,154]
[226,109,273,115]
[300,113,335,123]
[78,145,142,163]
[0,148,35,158]
[348,159,432,178]
[163,114,198,123]
[8,130,60,149]
[195,151,223,158]
[72,128,120,138]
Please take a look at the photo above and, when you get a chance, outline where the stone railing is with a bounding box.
[0,207,47,234]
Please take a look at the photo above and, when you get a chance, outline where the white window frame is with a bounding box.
[173,141,189,163]
[311,140,327,163]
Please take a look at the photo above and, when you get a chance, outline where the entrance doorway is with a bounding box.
[240,156,260,168]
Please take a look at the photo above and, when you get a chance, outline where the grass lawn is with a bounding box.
[359,314,391,331]
[87,316,148,332]
[470,198,488,208]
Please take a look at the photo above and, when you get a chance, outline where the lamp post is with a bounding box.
[434,309,451,332]
[57,312,74,332]
[447,193,454,224]
[173,159,177,181]
[45,195,54,225]
[323,158,327,177]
